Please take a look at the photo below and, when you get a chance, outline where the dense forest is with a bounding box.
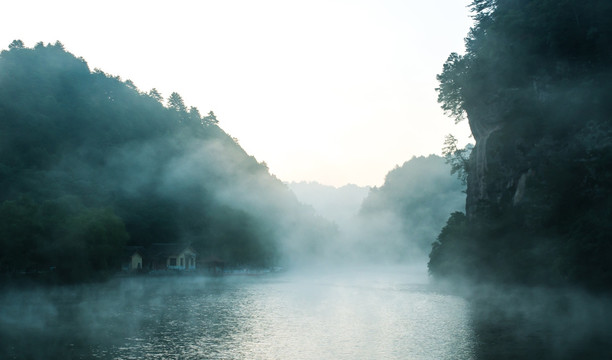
[429,0,612,292]
[0,41,335,283]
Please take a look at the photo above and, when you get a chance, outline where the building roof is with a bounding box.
[124,246,145,259]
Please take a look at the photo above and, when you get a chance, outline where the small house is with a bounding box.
[146,243,197,271]
[122,246,144,272]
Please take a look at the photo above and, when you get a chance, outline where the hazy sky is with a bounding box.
[1,0,473,187]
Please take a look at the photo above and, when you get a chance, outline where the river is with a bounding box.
[1,266,610,359]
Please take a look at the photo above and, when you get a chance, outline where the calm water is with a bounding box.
[2,266,610,359]
[1,266,475,359]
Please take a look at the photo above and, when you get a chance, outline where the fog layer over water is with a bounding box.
[0,266,475,360]
[4,266,612,359]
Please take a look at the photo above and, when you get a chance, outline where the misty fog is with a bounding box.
[3,268,611,359]
[3,0,612,357]
[288,155,465,265]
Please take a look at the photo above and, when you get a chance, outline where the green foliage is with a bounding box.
[437,0,612,129]
[203,111,218,126]
[148,88,163,103]
[0,41,333,282]
[0,196,128,283]
[167,91,187,113]
[436,53,467,123]
[428,212,471,278]
[58,208,129,281]
[8,40,24,49]
[430,1,612,292]
[442,135,472,186]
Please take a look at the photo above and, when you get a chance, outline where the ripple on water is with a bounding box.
[1,270,476,360]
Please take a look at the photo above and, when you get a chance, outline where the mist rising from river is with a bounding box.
[0,266,474,360]
[2,266,611,359]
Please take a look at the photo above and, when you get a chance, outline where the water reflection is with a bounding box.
[5,269,611,360]
[469,285,612,360]
[3,270,611,359]
[0,268,476,359]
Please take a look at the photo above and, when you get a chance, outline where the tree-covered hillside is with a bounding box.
[429,0,612,291]
[357,155,465,261]
[0,41,334,283]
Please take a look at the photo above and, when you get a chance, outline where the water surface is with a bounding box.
[1,266,476,359]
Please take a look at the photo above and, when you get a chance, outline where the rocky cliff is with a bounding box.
[429,0,612,291]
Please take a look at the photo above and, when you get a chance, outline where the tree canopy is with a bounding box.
[0,41,333,283]
[430,0,612,292]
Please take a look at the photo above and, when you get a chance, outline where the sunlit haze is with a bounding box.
[1,0,473,186]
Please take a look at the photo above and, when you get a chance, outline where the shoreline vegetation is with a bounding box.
[429,0,612,294]
[426,1,612,356]
[0,39,466,287]
[0,41,336,285]
[0,265,286,288]
[1,1,611,357]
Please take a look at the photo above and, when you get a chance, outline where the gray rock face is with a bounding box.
[464,99,508,218]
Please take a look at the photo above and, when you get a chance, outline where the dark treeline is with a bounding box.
[429,0,612,292]
[0,41,334,283]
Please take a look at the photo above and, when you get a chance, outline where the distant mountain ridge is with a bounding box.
[288,156,465,263]
[287,182,370,226]
[357,155,465,261]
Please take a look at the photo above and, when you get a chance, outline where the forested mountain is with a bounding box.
[286,157,465,264]
[356,155,465,261]
[0,41,334,282]
[429,0,612,291]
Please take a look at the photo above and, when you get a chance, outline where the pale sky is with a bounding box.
[1,0,473,187]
